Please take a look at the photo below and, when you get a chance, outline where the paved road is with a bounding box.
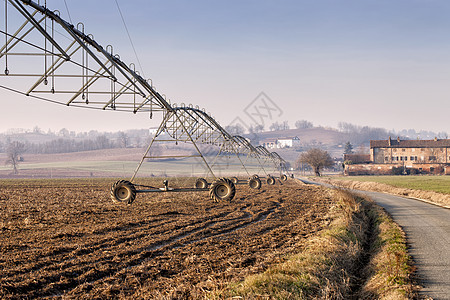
[296,178,450,299]
[360,191,450,300]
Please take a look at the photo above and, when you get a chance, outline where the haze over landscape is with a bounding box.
[1,0,450,134]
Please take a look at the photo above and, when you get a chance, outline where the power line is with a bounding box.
[114,0,146,78]
[63,0,72,24]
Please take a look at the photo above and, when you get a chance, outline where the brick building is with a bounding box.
[345,137,450,175]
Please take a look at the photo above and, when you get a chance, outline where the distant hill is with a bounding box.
[254,127,347,146]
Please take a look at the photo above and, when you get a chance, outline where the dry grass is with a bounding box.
[319,177,450,208]
[360,198,415,299]
[213,188,369,299]
[335,176,450,195]
[211,186,418,299]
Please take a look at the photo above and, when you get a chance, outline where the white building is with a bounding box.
[261,136,300,149]
[277,136,300,148]
[261,138,278,149]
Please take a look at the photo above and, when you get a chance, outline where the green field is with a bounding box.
[334,175,450,194]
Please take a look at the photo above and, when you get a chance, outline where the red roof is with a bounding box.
[370,138,450,148]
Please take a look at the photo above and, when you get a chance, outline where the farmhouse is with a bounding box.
[277,136,301,148]
[260,138,278,149]
[345,137,450,175]
[261,136,300,149]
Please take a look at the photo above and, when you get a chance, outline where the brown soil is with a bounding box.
[0,179,333,299]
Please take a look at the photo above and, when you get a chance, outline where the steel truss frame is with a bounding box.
[1,0,289,202]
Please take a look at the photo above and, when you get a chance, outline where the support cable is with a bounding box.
[62,0,72,24]
[114,0,145,78]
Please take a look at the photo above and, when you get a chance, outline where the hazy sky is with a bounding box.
[1,0,450,134]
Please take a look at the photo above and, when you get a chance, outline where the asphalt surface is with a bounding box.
[297,177,450,299]
[361,191,450,299]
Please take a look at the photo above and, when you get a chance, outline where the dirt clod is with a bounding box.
[0,179,333,299]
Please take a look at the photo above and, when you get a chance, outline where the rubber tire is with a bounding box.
[266,176,276,185]
[281,174,288,181]
[230,177,239,184]
[110,180,136,204]
[209,178,236,202]
[194,178,208,189]
[248,177,262,189]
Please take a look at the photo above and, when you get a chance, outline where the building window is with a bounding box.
[429,156,436,161]
[402,149,405,152]
[384,156,389,162]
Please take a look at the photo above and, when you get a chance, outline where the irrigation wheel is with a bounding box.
[209,178,236,202]
[194,177,208,189]
[281,174,288,181]
[266,176,276,185]
[110,180,137,204]
[248,177,262,189]
[251,174,259,179]
[230,177,239,184]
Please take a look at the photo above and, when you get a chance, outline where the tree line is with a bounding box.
[0,129,151,155]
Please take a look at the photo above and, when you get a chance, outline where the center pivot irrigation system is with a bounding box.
[0,0,291,203]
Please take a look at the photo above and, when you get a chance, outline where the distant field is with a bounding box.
[334,175,450,195]
[0,153,271,179]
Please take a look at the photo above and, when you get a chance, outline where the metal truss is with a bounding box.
[1,0,289,191]
[1,0,169,114]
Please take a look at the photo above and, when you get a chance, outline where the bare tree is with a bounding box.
[5,141,25,174]
[225,124,245,136]
[269,121,290,131]
[118,131,129,148]
[297,148,334,176]
[135,135,142,148]
[269,122,280,131]
[295,120,313,129]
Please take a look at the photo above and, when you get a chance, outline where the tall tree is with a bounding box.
[5,141,25,174]
[118,131,129,148]
[297,148,334,176]
[343,141,354,154]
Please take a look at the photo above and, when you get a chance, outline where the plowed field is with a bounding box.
[0,179,333,299]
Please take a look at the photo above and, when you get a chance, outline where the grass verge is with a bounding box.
[360,198,415,299]
[211,187,416,299]
[332,175,450,195]
[319,177,450,208]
